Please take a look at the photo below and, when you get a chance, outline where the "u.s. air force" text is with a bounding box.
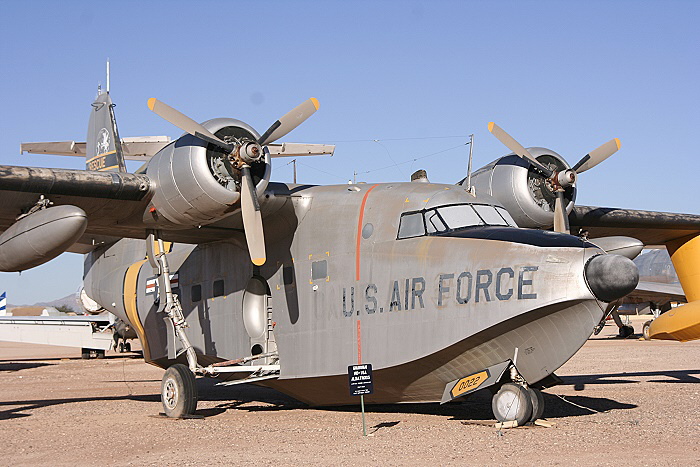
[342,266,538,317]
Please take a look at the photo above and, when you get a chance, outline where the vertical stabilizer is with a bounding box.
[0,292,7,316]
[86,90,127,172]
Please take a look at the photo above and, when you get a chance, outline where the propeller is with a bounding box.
[488,122,620,234]
[149,97,320,265]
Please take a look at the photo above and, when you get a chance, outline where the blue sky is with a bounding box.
[1,0,698,305]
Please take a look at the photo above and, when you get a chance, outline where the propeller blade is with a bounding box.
[553,190,570,234]
[240,166,266,266]
[147,98,233,152]
[258,98,320,146]
[488,122,554,178]
[571,138,621,173]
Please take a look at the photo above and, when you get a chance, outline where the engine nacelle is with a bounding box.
[147,118,271,226]
[468,147,576,229]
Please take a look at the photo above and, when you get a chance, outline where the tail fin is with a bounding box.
[86,88,127,172]
[0,292,7,316]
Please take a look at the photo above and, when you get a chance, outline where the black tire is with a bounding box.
[492,383,532,425]
[118,342,125,353]
[96,350,105,359]
[124,342,131,352]
[619,325,634,338]
[643,320,652,341]
[81,348,91,359]
[161,363,198,418]
[527,387,545,422]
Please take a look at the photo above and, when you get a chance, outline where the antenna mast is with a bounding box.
[465,134,475,195]
[106,59,110,93]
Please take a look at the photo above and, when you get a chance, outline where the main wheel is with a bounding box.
[643,320,652,340]
[492,383,532,426]
[124,342,132,352]
[527,387,545,421]
[161,363,198,418]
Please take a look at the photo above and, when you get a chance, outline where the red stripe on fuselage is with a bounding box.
[355,184,379,281]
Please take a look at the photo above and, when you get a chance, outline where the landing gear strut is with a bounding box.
[147,230,201,418]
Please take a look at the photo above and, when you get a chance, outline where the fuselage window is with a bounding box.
[213,279,225,297]
[312,260,328,281]
[191,284,202,302]
[397,212,426,239]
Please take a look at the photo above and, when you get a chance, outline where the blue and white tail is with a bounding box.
[85,66,126,173]
[0,292,7,316]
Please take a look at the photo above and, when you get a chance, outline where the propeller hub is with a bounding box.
[556,169,576,188]
[239,141,263,164]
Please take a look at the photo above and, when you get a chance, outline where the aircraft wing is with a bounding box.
[570,205,700,246]
[0,165,246,247]
[623,281,686,305]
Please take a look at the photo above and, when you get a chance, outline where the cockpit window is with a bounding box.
[398,204,516,239]
[397,212,425,238]
[473,204,509,226]
[425,210,447,233]
[436,205,484,229]
[496,207,518,227]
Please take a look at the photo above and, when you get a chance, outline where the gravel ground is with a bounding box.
[1,318,698,466]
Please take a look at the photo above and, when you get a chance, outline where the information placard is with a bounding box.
[348,364,373,396]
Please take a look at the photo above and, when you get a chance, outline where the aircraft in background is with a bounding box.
[0,74,699,425]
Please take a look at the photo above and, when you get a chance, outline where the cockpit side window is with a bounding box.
[424,210,447,233]
[397,212,426,239]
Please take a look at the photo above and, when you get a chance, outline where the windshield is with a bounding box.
[397,204,517,239]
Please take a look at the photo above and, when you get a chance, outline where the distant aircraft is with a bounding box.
[0,71,699,424]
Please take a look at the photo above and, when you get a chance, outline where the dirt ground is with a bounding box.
[0,317,698,466]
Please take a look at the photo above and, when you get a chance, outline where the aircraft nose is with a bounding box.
[584,254,639,302]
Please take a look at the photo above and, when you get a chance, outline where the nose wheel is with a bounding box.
[491,383,532,425]
[492,383,545,425]
[161,363,198,418]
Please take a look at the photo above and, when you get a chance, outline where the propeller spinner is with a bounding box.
[148,97,320,265]
[488,122,620,234]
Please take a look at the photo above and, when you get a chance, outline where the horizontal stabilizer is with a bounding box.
[22,139,333,160]
[21,136,172,160]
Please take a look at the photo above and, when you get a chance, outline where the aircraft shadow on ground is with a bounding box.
[0,362,53,371]
[0,394,160,421]
[0,353,143,364]
[560,369,700,391]
[192,378,637,421]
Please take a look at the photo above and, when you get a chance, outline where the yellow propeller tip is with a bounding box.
[310,97,320,110]
[488,122,495,132]
[252,258,266,266]
[147,98,156,111]
[614,138,621,149]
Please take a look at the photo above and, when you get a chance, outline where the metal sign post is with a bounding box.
[348,363,373,436]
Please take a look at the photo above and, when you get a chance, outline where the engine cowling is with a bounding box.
[146,118,271,226]
[469,147,576,229]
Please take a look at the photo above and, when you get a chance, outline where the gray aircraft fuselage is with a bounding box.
[85,180,605,406]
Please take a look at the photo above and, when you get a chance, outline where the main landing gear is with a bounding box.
[161,363,198,418]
